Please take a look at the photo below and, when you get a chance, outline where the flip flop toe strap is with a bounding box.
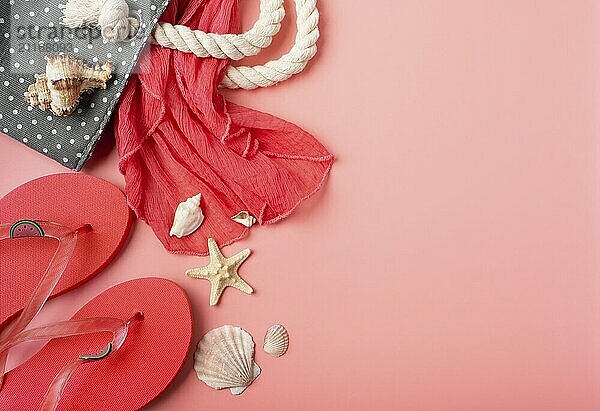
[0,220,143,409]
[37,313,144,411]
[0,313,143,411]
[0,221,92,388]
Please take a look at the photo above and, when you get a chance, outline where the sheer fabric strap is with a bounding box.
[0,220,144,410]
[0,221,92,388]
[38,313,143,411]
[0,312,143,411]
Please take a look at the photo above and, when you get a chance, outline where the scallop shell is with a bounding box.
[24,55,113,116]
[194,325,261,395]
[263,324,289,357]
[231,211,257,227]
[170,193,204,238]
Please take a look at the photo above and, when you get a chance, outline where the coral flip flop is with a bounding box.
[0,173,133,328]
[0,278,193,410]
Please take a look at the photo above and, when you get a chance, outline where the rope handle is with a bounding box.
[151,0,320,90]
[220,0,319,89]
[60,0,286,59]
[150,0,286,61]
[60,0,320,90]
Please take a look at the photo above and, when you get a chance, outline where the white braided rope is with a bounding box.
[221,0,319,89]
[149,0,319,90]
[59,0,318,89]
[151,0,285,61]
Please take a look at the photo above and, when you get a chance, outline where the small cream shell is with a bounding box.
[263,324,289,357]
[170,193,204,238]
[231,211,257,227]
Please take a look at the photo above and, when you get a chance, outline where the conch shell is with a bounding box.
[24,55,113,116]
[170,193,204,238]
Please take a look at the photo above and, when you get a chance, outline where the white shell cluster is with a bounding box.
[263,324,289,357]
[194,325,261,395]
[170,193,204,238]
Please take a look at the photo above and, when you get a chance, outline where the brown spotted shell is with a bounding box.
[24,55,113,116]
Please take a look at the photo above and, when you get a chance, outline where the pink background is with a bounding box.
[1,0,599,409]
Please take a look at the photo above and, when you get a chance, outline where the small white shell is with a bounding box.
[231,211,257,227]
[263,324,289,357]
[194,325,261,395]
[170,193,204,238]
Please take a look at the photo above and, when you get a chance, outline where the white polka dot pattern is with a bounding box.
[0,0,170,170]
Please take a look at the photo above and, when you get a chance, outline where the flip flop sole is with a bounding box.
[0,173,133,326]
[0,277,193,411]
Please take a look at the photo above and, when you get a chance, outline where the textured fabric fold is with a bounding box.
[115,0,333,255]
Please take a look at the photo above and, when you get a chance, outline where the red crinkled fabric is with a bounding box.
[114,0,334,255]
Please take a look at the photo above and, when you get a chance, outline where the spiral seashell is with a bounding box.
[25,74,52,112]
[231,211,257,227]
[24,55,113,116]
[263,324,289,357]
[194,325,261,395]
[170,193,204,238]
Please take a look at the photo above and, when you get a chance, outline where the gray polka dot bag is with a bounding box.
[0,0,169,170]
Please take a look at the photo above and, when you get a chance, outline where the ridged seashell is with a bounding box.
[231,211,257,228]
[24,55,113,116]
[170,193,204,238]
[263,324,289,357]
[194,325,261,395]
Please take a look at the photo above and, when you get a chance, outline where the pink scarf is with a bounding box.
[114,0,334,255]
